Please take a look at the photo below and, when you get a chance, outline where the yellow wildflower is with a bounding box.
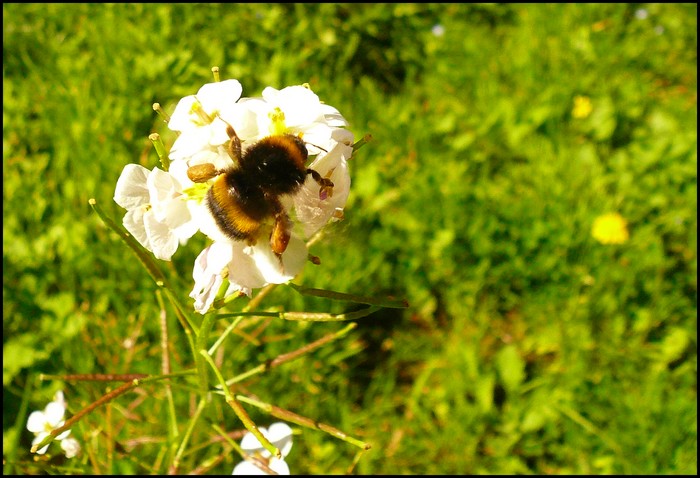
[592,212,629,244]
[572,95,593,119]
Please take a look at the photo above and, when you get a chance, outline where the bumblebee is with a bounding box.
[188,125,333,258]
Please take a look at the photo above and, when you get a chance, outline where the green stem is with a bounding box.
[156,290,179,464]
[194,311,217,394]
[149,133,170,170]
[236,394,371,451]
[223,323,357,386]
[211,423,245,458]
[288,283,409,308]
[352,133,373,153]
[208,315,245,356]
[170,397,207,474]
[199,350,280,458]
[4,373,35,474]
[213,306,382,323]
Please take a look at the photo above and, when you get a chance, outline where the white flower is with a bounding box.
[61,437,81,458]
[431,23,445,36]
[118,77,356,311]
[232,422,294,475]
[235,85,350,154]
[168,79,248,161]
[27,391,79,458]
[190,231,307,314]
[113,164,200,261]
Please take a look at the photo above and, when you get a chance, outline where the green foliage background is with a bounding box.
[3,3,697,475]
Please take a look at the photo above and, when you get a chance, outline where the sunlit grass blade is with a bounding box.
[199,350,281,459]
[288,283,409,308]
[281,306,382,321]
[221,323,357,386]
[235,394,371,451]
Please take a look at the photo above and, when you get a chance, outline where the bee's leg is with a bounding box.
[187,163,221,183]
[226,124,242,164]
[271,211,293,260]
[267,196,292,269]
[306,168,334,199]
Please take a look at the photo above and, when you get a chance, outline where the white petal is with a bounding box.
[240,427,268,454]
[190,242,233,314]
[227,243,268,292]
[53,391,66,407]
[147,168,180,221]
[320,103,349,127]
[220,100,265,141]
[330,127,356,146]
[166,158,194,188]
[27,411,47,433]
[169,127,217,160]
[147,167,179,202]
[268,457,291,475]
[143,211,178,261]
[147,169,197,238]
[191,273,222,314]
[168,95,198,131]
[43,401,66,427]
[232,460,271,475]
[208,117,234,146]
[123,208,150,251]
[31,433,50,455]
[300,123,337,155]
[248,234,307,284]
[263,85,323,127]
[114,164,150,210]
[267,423,294,457]
[172,202,202,241]
[233,97,274,141]
[197,79,243,114]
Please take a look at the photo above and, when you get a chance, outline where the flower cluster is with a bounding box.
[232,422,294,475]
[114,78,354,313]
[592,212,629,245]
[572,95,593,119]
[27,390,81,458]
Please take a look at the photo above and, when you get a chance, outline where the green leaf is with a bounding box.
[495,345,526,393]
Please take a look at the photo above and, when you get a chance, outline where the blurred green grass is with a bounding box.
[3,3,696,475]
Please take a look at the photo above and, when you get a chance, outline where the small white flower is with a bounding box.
[634,8,648,20]
[26,391,79,458]
[61,437,81,458]
[431,23,445,36]
[262,85,328,132]
[235,85,349,150]
[168,79,249,161]
[114,164,200,261]
[232,422,294,475]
